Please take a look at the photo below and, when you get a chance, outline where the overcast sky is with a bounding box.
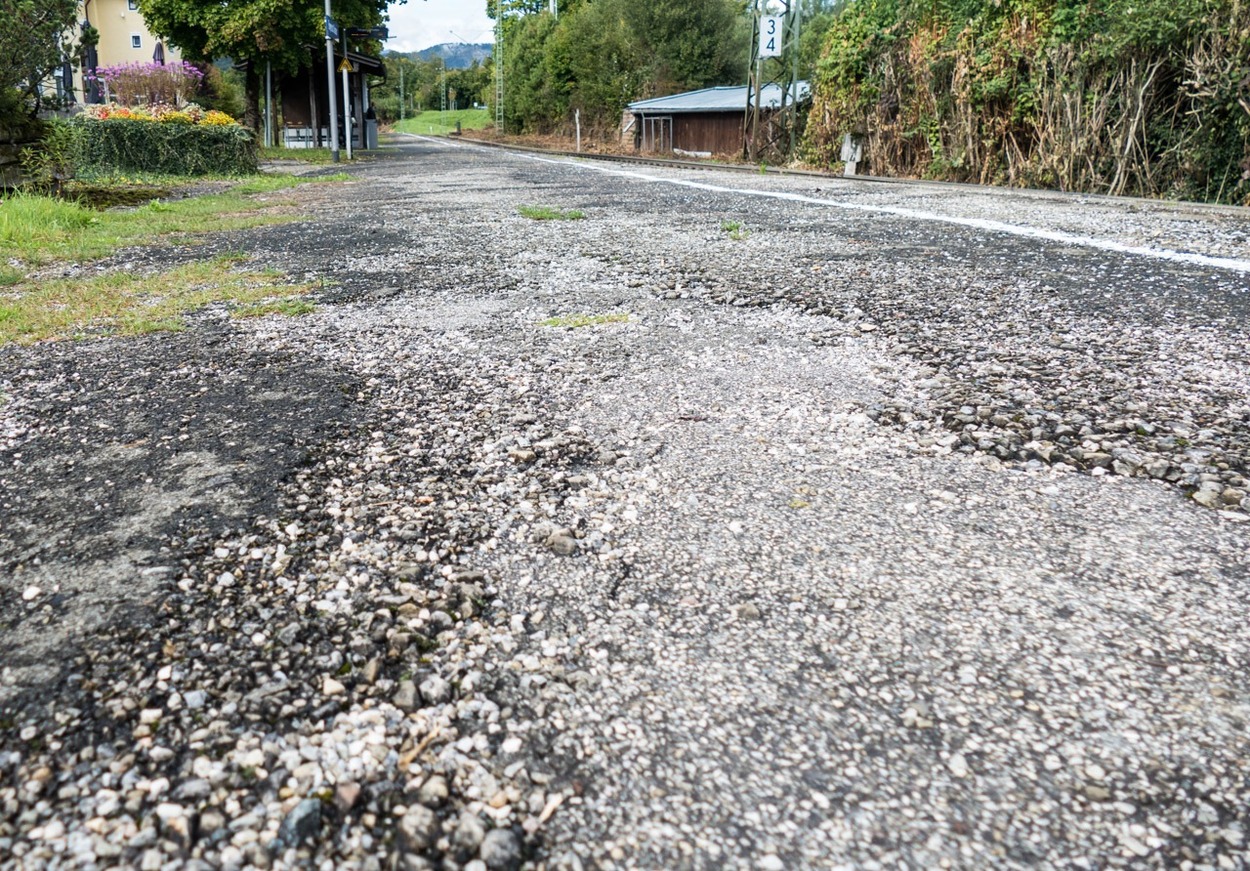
[385,0,496,54]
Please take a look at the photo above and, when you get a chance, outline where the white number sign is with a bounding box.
[759,16,783,58]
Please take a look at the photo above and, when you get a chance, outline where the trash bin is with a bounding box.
[364,106,378,150]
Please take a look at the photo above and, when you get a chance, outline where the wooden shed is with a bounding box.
[626,82,809,157]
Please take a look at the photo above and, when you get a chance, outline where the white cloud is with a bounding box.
[384,0,496,54]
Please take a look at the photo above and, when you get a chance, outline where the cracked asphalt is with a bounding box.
[2,135,1248,870]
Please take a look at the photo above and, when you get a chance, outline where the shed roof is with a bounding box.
[628,82,810,115]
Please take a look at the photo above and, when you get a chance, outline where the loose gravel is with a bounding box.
[1,137,1248,871]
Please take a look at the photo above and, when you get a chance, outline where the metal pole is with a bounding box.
[264,60,273,148]
[399,64,405,121]
[751,58,762,161]
[787,1,802,156]
[324,0,339,161]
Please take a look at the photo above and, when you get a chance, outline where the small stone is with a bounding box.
[947,753,969,778]
[362,658,382,684]
[546,533,577,556]
[399,805,440,851]
[335,782,362,812]
[419,675,451,705]
[480,828,521,871]
[393,680,418,712]
[216,571,236,588]
[278,798,321,845]
[323,676,347,696]
[758,856,785,871]
[1085,785,1112,801]
[735,603,762,621]
[200,809,226,835]
[454,812,487,852]
[21,586,41,601]
[417,775,449,807]
[183,690,207,709]
[1193,485,1223,508]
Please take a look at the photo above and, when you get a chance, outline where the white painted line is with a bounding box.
[491,149,1250,275]
[398,133,466,148]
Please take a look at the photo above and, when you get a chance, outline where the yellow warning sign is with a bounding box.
[337,58,354,73]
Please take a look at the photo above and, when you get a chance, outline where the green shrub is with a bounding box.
[19,120,80,193]
[70,116,257,176]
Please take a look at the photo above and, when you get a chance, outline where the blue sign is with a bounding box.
[325,16,339,40]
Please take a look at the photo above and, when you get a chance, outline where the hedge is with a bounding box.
[70,115,257,176]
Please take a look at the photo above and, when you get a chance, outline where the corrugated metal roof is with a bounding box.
[628,82,810,114]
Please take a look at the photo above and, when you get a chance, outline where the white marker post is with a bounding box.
[341,49,352,159]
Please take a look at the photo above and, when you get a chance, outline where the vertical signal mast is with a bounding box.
[744,0,803,162]
[494,0,505,131]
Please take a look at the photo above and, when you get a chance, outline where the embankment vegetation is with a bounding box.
[805,0,1250,203]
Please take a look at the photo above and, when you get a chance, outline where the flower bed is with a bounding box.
[73,102,256,176]
[82,103,239,127]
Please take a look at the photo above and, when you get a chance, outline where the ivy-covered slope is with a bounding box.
[805,0,1250,204]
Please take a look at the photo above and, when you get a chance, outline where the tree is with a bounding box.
[0,0,80,136]
[137,0,396,131]
[546,0,644,131]
[623,0,749,95]
[486,0,551,19]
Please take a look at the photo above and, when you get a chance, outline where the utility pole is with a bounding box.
[399,63,405,121]
[264,60,273,147]
[440,60,446,131]
[324,0,339,161]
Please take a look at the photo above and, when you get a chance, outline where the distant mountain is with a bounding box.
[403,43,493,69]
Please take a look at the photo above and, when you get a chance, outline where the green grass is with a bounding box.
[0,253,316,345]
[258,145,339,164]
[519,205,586,221]
[393,108,493,137]
[721,220,749,240]
[0,174,348,269]
[539,312,630,329]
[233,298,316,319]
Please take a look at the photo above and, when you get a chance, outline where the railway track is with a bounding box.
[440,132,1250,217]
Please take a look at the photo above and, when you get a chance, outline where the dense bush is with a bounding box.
[70,107,256,175]
[805,0,1250,204]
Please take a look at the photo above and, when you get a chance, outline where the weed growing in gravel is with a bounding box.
[258,146,339,165]
[518,205,586,221]
[0,174,348,270]
[540,313,630,328]
[721,220,749,240]
[233,298,316,319]
[0,253,315,345]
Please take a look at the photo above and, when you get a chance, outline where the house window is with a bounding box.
[131,34,142,48]
[128,0,138,8]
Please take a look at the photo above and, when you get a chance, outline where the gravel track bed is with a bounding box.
[1,138,1248,871]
